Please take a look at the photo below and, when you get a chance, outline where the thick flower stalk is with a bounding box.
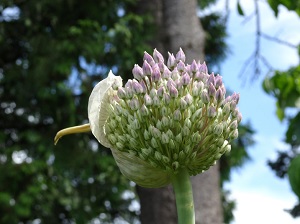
[55,48,241,224]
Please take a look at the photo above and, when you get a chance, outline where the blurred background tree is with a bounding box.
[0,0,254,223]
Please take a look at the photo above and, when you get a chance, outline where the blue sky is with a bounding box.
[211,0,300,223]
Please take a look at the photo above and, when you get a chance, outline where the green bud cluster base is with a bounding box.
[105,49,241,186]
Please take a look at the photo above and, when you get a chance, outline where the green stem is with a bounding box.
[171,169,195,224]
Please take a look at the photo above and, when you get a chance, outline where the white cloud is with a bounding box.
[231,189,299,224]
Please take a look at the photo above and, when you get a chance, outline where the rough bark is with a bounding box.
[135,0,223,223]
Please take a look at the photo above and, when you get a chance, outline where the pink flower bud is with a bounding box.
[143,60,153,76]
[143,51,155,66]
[181,72,191,86]
[132,64,144,80]
[153,48,164,63]
[167,52,176,69]
[176,48,186,62]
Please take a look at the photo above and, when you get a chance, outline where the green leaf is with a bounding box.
[237,1,245,16]
[288,155,300,199]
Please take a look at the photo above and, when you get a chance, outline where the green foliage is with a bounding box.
[263,65,300,121]
[263,65,300,217]
[237,1,245,16]
[267,0,300,17]
[197,0,218,9]
[201,13,229,67]
[288,155,300,198]
[0,0,151,223]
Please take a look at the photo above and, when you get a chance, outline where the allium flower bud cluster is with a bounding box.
[88,48,242,188]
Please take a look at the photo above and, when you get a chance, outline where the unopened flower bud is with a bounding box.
[125,87,133,99]
[229,120,238,130]
[153,48,164,63]
[177,60,186,73]
[216,88,224,103]
[132,64,144,80]
[117,87,126,99]
[129,98,139,110]
[181,72,191,86]
[207,106,217,118]
[144,51,155,66]
[162,132,170,144]
[144,94,152,106]
[163,93,171,104]
[143,60,153,76]
[140,104,149,116]
[153,96,160,106]
[132,81,144,94]
[144,129,150,140]
[151,67,161,82]
[199,62,208,74]
[176,48,186,62]
[169,85,178,98]
[167,52,176,69]
[208,83,216,99]
[215,75,222,88]
[174,109,182,121]
[190,60,198,75]
[201,90,209,104]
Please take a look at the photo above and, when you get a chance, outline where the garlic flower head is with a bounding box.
[87,48,242,188]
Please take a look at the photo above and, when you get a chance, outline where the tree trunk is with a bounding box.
[135,0,223,223]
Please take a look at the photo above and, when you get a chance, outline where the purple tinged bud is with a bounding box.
[232,93,240,104]
[184,93,193,105]
[180,98,188,110]
[161,116,169,127]
[215,75,223,88]
[139,80,147,93]
[142,60,153,76]
[199,62,208,74]
[143,51,155,66]
[237,112,242,123]
[171,68,180,80]
[230,101,237,111]
[140,104,149,116]
[157,86,165,98]
[167,79,176,91]
[207,73,216,86]
[117,87,126,99]
[177,60,186,73]
[151,66,161,82]
[207,106,217,118]
[176,48,186,62]
[150,88,157,98]
[132,64,144,80]
[169,85,178,98]
[230,129,239,140]
[208,83,216,98]
[181,72,191,86]
[158,62,165,73]
[161,132,169,144]
[144,94,152,106]
[162,67,171,79]
[230,120,238,130]
[125,79,133,89]
[216,88,224,103]
[129,98,139,110]
[125,87,133,99]
[153,48,164,63]
[167,52,176,68]
[232,108,240,118]
[214,124,223,136]
[222,102,230,115]
[163,93,171,104]
[174,109,182,121]
[201,90,210,104]
[190,60,198,74]
[153,96,160,106]
[132,80,144,94]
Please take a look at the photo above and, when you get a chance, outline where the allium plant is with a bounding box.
[55,48,241,224]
